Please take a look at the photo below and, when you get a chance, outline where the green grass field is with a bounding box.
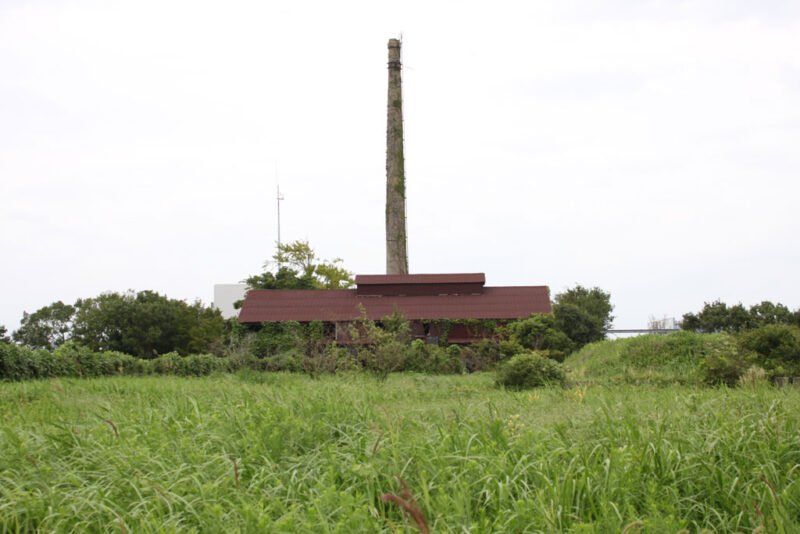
[2,372,799,533]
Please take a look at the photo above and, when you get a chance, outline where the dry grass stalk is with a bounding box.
[372,433,384,456]
[151,481,169,499]
[622,521,644,533]
[755,473,782,506]
[753,499,763,521]
[104,418,119,437]
[233,458,240,489]
[380,476,429,534]
[738,366,767,389]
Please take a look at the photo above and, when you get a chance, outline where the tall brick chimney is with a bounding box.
[386,38,408,275]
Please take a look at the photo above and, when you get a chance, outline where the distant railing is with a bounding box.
[605,329,681,335]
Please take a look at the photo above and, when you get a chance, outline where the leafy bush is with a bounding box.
[55,341,110,377]
[495,352,566,390]
[439,345,466,374]
[251,322,300,358]
[461,338,522,372]
[262,350,306,373]
[403,340,434,372]
[404,341,465,374]
[1,342,68,380]
[738,324,800,378]
[694,347,751,387]
[303,343,358,377]
[508,314,573,361]
[349,310,410,381]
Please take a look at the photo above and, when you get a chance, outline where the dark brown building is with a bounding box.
[238,273,550,344]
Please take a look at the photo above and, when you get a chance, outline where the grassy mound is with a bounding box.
[566,331,742,385]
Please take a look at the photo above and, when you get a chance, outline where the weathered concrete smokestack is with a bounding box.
[386,38,408,275]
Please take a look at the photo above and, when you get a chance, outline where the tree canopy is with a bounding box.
[12,291,223,357]
[682,300,799,333]
[12,300,75,350]
[245,240,355,291]
[72,291,223,357]
[552,285,614,347]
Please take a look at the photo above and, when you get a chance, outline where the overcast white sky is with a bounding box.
[2,0,799,332]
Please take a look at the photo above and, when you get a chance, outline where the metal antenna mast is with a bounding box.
[276,157,284,269]
[276,184,284,251]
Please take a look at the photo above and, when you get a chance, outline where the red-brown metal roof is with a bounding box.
[355,273,485,286]
[237,285,551,323]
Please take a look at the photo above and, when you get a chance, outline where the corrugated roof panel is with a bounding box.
[355,273,485,286]
[238,285,551,323]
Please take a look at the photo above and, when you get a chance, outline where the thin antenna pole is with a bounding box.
[276,184,284,252]
[276,157,284,269]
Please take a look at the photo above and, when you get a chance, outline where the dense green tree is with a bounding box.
[681,301,748,333]
[682,300,798,333]
[552,285,613,347]
[72,291,223,358]
[0,325,9,343]
[12,301,76,350]
[748,301,794,328]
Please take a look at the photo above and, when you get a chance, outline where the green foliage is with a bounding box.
[71,290,224,358]
[738,324,800,377]
[508,314,573,361]
[303,343,359,377]
[271,240,354,289]
[0,340,231,381]
[12,300,75,350]
[404,340,465,374]
[695,349,751,387]
[250,321,303,357]
[239,240,355,307]
[1,342,73,381]
[2,375,800,531]
[461,338,522,372]
[567,332,751,386]
[495,351,566,390]
[682,300,799,333]
[622,331,712,372]
[349,309,409,381]
[552,285,613,349]
[147,352,229,377]
[553,285,614,330]
[243,266,316,292]
[0,325,9,343]
[748,301,795,327]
